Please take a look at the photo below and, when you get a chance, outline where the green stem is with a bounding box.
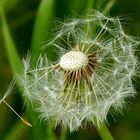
[95,122,114,140]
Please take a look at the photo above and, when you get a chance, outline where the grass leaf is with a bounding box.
[31,0,55,62]
[1,9,22,74]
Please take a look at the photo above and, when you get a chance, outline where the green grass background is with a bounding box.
[0,0,140,140]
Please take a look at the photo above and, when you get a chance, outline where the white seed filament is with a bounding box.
[59,51,89,71]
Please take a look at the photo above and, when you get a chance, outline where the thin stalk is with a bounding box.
[94,122,114,140]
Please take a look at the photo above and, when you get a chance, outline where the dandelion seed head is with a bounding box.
[20,10,139,132]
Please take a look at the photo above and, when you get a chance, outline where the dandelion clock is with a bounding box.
[19,11,138,138]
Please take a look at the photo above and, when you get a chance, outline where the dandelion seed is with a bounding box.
[20,11,139,132]
[0,80,32,127]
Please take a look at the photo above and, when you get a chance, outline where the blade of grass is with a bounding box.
[0,7,22,74]
[31,0,55,62]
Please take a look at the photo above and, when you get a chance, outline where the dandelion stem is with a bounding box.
[94,122,114,140]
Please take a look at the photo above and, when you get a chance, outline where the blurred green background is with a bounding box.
[0,0,140,140]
